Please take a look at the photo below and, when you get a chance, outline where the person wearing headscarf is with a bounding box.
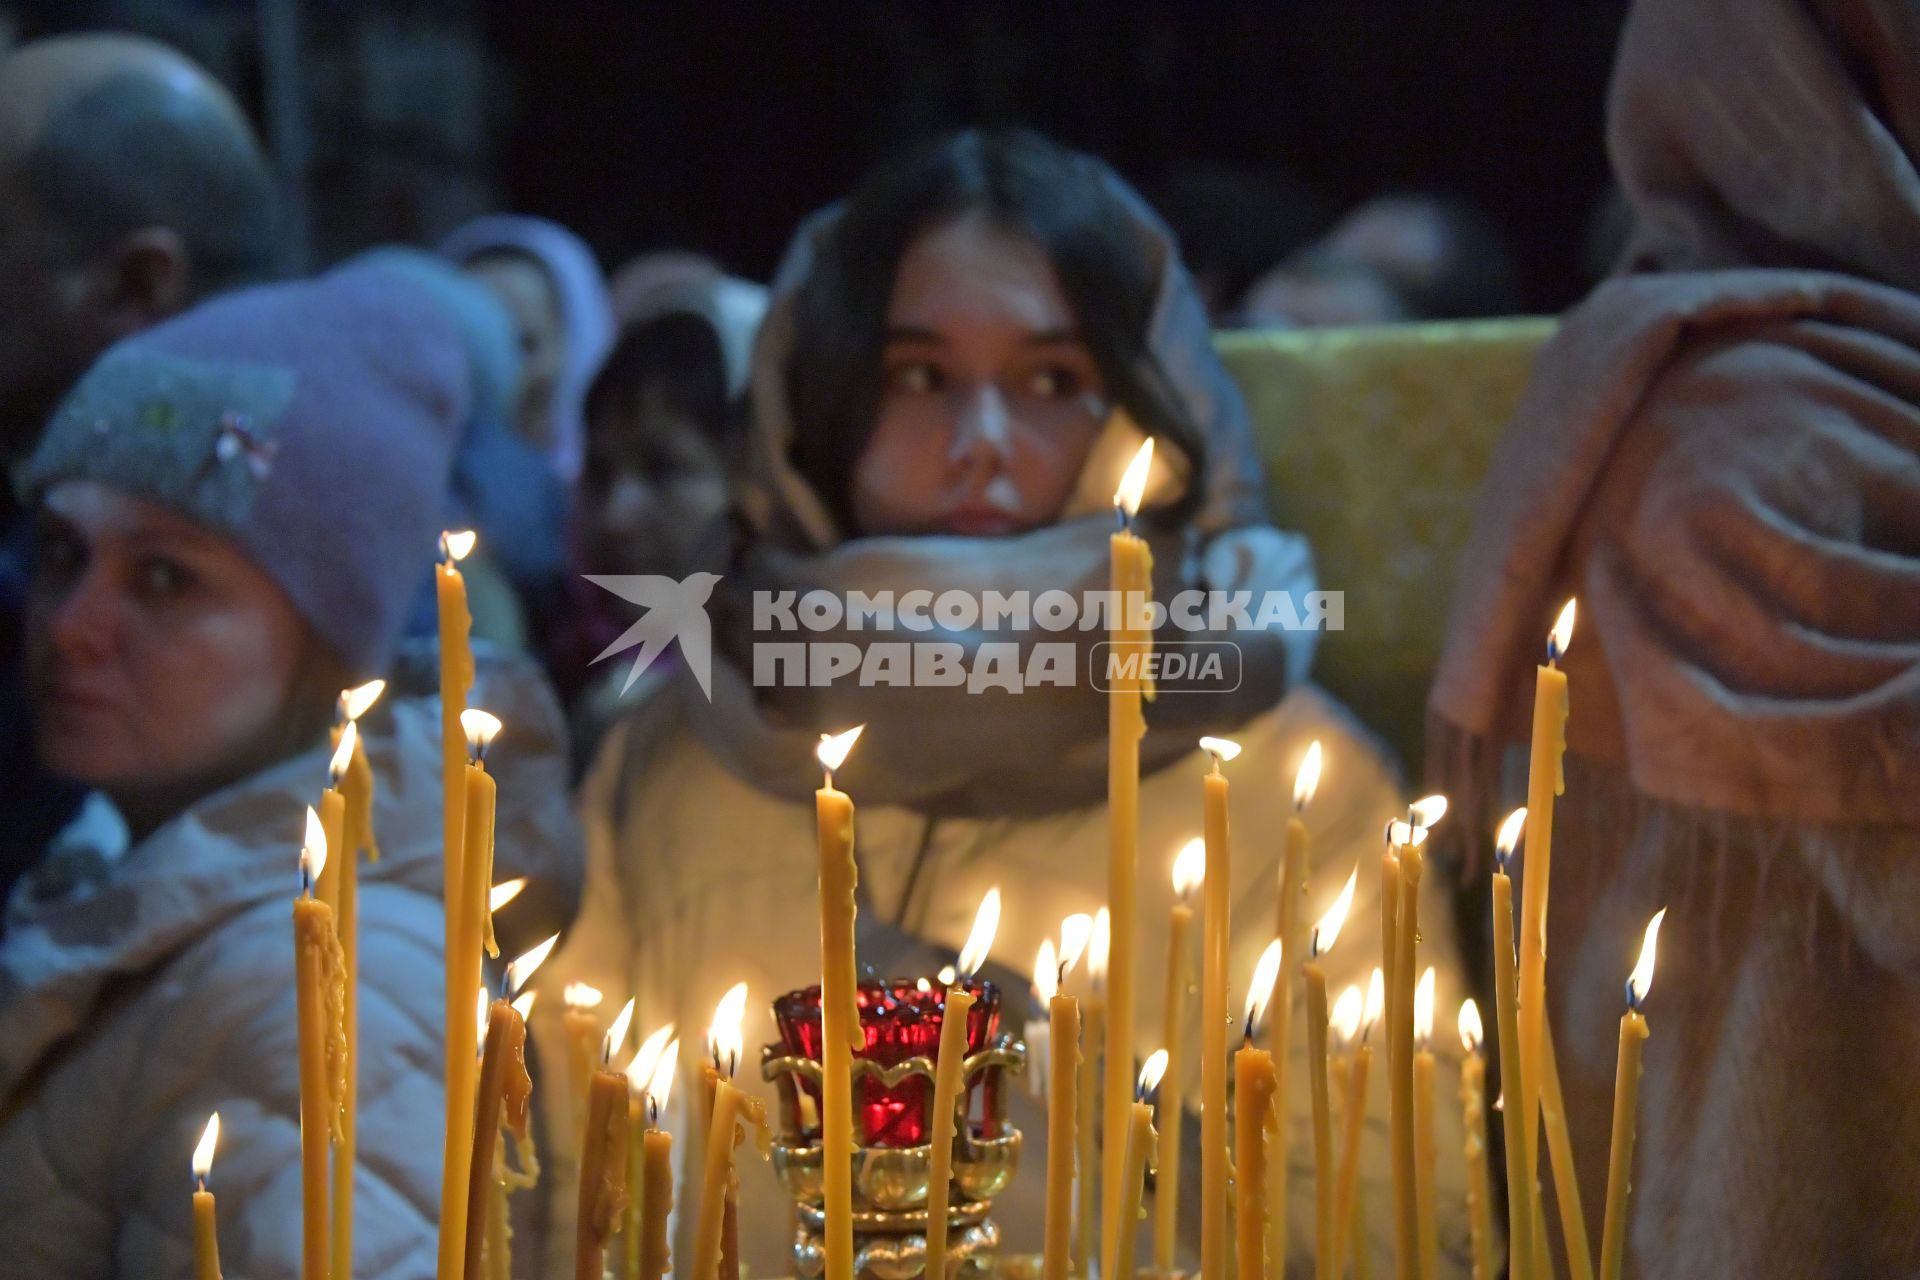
[541,129,1478,1275]
[0,264,582,1275]
[1429,1,1920,1274]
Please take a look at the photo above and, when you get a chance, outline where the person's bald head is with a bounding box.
[0,33,275,467]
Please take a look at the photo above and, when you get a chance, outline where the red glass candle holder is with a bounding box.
[772,979,1001,1147]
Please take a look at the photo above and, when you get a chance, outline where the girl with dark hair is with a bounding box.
[541,129,1474,1273]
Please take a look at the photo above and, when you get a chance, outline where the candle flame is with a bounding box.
[300,805,327,886]
[957,886,1001,980]
[1363,967,1385,1040]
[1409,794,1449,829]
[564,982,604,1010]
[1385,820,1430,848]
[340,678,386,722]
[1171,836,1206,898]
[1114,437,1154,516]
[604,997,636,1063]
[192,1111,220,1182]
[489,877,528,914]
[937,965,956,986]
[625,1022,676,1094]
[648,1038,680,1110]
[1033,940,1058,1003]
[1059,913,1094,977]
[1331,986,1364,1046]
[1458,998,1484,1054]
[709,982,749,1076]
[505,932,559,995]
[1415,966,1437,1048]
[1549,598,1578,662]
[1244,938,1284,1038]
[816,725,864,774]
[476,985,491,1056]
[441,529,477,562]
[1495,807,1528,867]
[1311,865,1358,956]
[1293,740,1323,811]
[1198,735,1243,764]
[916,976,932,993]
[511,990,537,1022]
[1089,907,1111,983]
[1627,907,1667,1008]
[1137,1047,1170,1100]
[328,720,357,786]
[461,708,502,757]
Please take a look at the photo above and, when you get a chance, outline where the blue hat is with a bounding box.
[19,263,469,673]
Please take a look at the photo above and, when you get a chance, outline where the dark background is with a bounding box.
[11,1,1629,311]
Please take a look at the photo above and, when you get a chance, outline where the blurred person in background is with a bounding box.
[0,31,276,913]
[0,264,579,1276]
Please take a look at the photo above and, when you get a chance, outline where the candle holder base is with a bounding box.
[789,1205,1001,1279]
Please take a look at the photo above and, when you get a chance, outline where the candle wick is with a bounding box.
[196,1174,206,1194]
[649,1094,660,1127]
[1310,927,1321,960]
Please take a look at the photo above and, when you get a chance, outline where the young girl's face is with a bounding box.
[851,210,1108,537]
[26,480,313,798]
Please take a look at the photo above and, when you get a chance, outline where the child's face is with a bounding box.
[26,480,311,797]
[583,390,728,577]
[851,211,1108,538]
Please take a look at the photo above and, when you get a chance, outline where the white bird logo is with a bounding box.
[583,572,723,700]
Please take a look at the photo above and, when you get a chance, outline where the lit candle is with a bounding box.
[1197,735,1240,1280]
[1491,809,1538,1280]
[1119,1050,1167,1280]
[1154,837,1204,1272]
[1041,941,1080,1280]
[694,990,770,1280]
[438,709,502,1280]
[436,532,477,1280]
[1458,1000,1495,1280]
[1414,967,1439,1280]
[927,887,997,1280]
[1329,978,1372,1279]
[191,1112,222,1280]
[339,680,384,866]
[1271,741,1321,1275]
[563,982,606,1143]
[580,999,637,1280]
[1235,940,1284,1280]
[294,808,344,1280]
[1305,866,1358,1280]
[1078,907,1109,1278]
[464,933,555,1280]
[622,1023,675,1280]
[1540,1021,1594,1280]
[1103,437,1154,1280]
[1519,600,1577,1227]
[1025,941,1057,1104]
[816,726,864,1280]
[1600,909,1665,1280]
[319,721,359,1279]
[636,1042,678,1280]
[487,989,539,1280]
[1387,800,1445,1280]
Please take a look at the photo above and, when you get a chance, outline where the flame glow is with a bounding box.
[192,1112,220,1182]
[300,806,328,885]
[816,725,864,774]
[328,720,358,786]
[1059,913,1094,977]
[506,933,559,995]
[1089,908,1111,984]
[511,990,537,1022]
[1458,998,1484,1054]
[1364,968,1385,1039]
[1172,837,1206,898]
[625,1023,676,1094]
[603,997,636,1063]
[564,982,604,1010]
[461,708,503,756]
[442,529,477,562]
[1293,740,1324,811]
[937,965,956,987]
[476,986,490,1055]
[1496,807,1528,866]
[1115,437,1155,515]
[1198,735,1243,764]
[646,1038,680,1111]
[1331,986,1364,1046]
[1409,795,1449,829]
[709,982,749,1076]
[1550,598,1578,661]
[957,887,1001,979]
[340,679,386,722]
[1245,938,1284,1036]
[1034,940,1059,1003]
[1137,1048,1170,1100]
[1627,908,1668,1007]
[917,976,932,993]
[1415,966,1436,1048]
[1311,866,1359,956]
[1385,820,1431,848]
[489,877,528,913]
